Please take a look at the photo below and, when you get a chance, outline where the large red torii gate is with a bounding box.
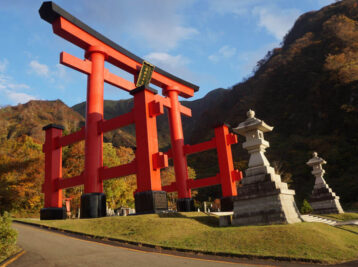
[39,2,241,220]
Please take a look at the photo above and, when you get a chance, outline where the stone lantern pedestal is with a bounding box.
[231,110,302,226]
[306,152,344,214]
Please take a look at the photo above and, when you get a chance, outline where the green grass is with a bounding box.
[318,213,358,221]
[0,246,21,263]
[336,225,358,235]
[0,212,20,263]
[17,212,358,264]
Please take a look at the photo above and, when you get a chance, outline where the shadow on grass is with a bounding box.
[158,212,219,227]
[335,226,358,236]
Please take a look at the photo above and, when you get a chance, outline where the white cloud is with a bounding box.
[146,52,190,69]
[0,59,8,73]
[253,6,300,40]
[238,42,278,76]
[6,83,30,90]
[28,60,69,89]
[54,64,67,79]
[0,73,36,104]
[317,0,336,7]
[209,1,300,41]
[29,60,49,76]
[75,0,198,51]
[5,90,36,104]
[220,45,237,58]
[209,0,262,16]
[209,45,237,62]
[144,52,195,82]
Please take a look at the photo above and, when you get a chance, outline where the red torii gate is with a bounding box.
[39,2,241,220]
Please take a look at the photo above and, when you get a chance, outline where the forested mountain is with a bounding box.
[188,0,358,207]
[0,100,84,142]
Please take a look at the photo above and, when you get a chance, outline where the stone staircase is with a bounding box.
[211,212,358,227]
[301,214,338,226]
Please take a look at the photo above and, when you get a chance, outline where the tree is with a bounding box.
[161,166,196,209]
[0,136,44,214]
[102,143,136,209]
[62,142,85,216]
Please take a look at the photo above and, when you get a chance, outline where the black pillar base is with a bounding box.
[220,196,235,211]
[80,193,106,218]
[40,207,66,220]
[134,191,168,214]
[177,198,194,212]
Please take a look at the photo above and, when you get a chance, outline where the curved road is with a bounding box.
[11,222,275,267]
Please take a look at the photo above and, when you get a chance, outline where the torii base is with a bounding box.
[134,191,168,214]
[80,193,106,218]
[220,196,235,211]
[40,207,66,220]
[177,198,195,212]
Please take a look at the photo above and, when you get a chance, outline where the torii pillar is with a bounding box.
[165,86,194,211]
[81,46,107,218]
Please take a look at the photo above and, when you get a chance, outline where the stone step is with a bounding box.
[301,215,337,226]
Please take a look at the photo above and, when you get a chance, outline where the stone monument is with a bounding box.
[232,110,302,226]
[306,152,344,214]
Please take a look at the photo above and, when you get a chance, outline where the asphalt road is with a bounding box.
[11,222,276,267]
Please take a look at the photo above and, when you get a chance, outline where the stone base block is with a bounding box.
[134,191,168,214]
[232,193,302,226]
[80,193,106,218]
[220,196,235,211]
[310,199,344,214]
[219,215,232,227]
[310,186,344,214]
[177,198,194,212]
[40,207,66,220]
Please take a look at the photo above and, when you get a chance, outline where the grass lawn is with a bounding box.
[336,225,358,235]
[17,212,358,264]
[318,212,358,221]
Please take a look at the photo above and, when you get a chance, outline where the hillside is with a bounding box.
[187,0,358,207]
[0,100,84,142]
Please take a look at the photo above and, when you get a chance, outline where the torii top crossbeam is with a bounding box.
[39,1,199,98]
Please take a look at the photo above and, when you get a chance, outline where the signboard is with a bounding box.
[136,61,155,87]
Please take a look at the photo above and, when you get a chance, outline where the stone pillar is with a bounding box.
[231,110,302,226]
[306,152,344,214]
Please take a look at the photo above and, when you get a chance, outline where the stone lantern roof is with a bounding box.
[306,152,327,167]
[233,109,273,135]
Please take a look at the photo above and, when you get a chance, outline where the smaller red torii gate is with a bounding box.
[164,124,242,211]
[39,1,242,220]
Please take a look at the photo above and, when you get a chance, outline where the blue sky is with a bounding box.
[0,0,335,107]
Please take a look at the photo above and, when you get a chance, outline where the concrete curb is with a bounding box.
[0,248,25,267]
[13,219,325,265]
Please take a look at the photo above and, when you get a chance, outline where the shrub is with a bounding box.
[300,199,313,214]
[0,212,17,260]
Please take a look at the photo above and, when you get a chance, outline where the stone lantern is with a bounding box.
[231,110,302,226]
[236,109,273,175]
[306,152,344,214]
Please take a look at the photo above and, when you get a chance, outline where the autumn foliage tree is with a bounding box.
[0,134,138,216]
[0,136,44,215]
